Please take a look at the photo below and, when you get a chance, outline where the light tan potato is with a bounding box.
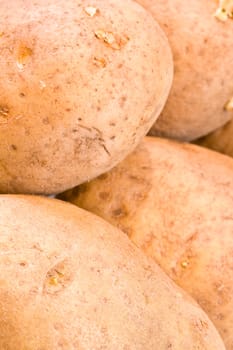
[135,0,233,141]
[196,118,233,157]
[0,0,173,194]
[61,137,233,349]
[0,195,225,349]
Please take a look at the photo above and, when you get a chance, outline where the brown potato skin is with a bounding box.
[196,118,233,157]
[0,0,173,194]
[0,195,225,349]
[136,0,233,141]
[61,137,233,349]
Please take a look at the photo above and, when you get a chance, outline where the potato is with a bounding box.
[196,117,233,158]
[135,0,233,141]
[0,195,226,349]
[0,0,173,194]
[61,137,233,349]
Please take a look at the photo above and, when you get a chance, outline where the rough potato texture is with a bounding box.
[61,137,233,349]
[196,118,233,158]
[0,195,226,350]
[0,0,173,194]
[136,0,233,141]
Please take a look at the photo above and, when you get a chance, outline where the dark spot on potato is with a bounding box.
[216,313,225,321]
[19,261,27,267]
[32,243,43,252]
[112,207,128,218]
[99,191,110,200]
[119,95,127,108]
[109,122,116,126]
[42,117,49,125]
[110,136,116,140]
[10,144,17,151]
[66,108,71,112]
[19,92,25,98]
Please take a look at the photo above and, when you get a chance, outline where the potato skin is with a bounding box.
[0,0,173,194]
[196,118,233,157]
[0,195,226,350]
[61,137,233,349]
[136,0,233,141]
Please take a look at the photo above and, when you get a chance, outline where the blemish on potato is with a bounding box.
[194,319,209,332]
[99,191,110,200]
[112,207,128,218]
[109,121,116,126]
[94,29,129,50]
[215,0,233,21]
[84,6,99,17]
[10,144,17,151]
[93,56,107,68]
[39,80,46,90]
[0,105,9,118]
[43,259,73,294]
[0,32,4,38]
[49,276,59,286]
[224,96,233,111]
[42,117,49,125]
[119,95,127,108]
[181,260,189,269]
[16,44,33,70]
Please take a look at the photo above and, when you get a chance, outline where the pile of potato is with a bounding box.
[0,0,232,349]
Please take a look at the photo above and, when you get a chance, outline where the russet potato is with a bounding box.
[0,195,226,349]
[136,0,233,141]
[0,0,173,194]
[61,137,233,349]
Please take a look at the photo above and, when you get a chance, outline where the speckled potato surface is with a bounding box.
[196,118,233,158]
[135,0,233,141]
[61,137,233,349]
[0,195,225,349]
[0,0,173,194]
